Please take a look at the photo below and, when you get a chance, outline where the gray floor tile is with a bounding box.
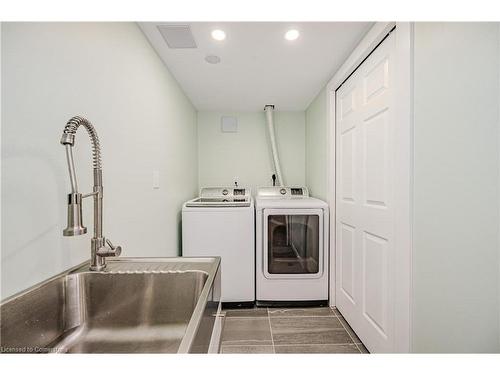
[270,317,353,345]
[224,307,268,318]
[268,307,335,317]
[220,345,274,354]
[221,317,272,346]
[270,316,343,331]
[336,314,362,344]
[275,344,360,354]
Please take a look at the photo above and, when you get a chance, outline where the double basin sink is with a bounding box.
[0,257,222,353]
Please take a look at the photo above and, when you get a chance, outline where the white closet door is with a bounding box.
[335,32,396,353]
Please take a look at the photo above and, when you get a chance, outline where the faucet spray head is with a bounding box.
[60,133,75,146]
[63,193,87,236]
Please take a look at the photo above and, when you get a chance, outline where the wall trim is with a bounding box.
[326,21,413,353]
[497,22,500,351]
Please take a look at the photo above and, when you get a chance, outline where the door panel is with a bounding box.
[363,231,388,337]
[341,129,355,201]
[363,109,388,208]
[335,32,396,352]
[339,222,355,302]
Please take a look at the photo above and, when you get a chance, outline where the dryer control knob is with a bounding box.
[222,189,229,195]
[280,188,286,195]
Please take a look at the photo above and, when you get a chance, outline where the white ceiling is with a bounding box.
[139,22,373,111]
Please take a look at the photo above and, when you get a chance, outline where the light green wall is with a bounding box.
[197,111,305,193]
[305,87,328,200]
[1,22,198,299]
[412,22,500,353]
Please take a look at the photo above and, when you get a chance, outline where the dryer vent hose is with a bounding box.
[264,105,284,186]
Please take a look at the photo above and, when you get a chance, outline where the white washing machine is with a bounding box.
[182,187,254,305]
[255,186,329,306]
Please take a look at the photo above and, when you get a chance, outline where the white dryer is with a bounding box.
[182,187,254,306]
[255,187,329,306]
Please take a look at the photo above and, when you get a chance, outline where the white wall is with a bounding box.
[197,111,305,193]
[412,22,500,352]
[1,22,198,299]
[305,87,328,200]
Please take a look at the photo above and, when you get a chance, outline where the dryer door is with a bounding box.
[263,208,324,279]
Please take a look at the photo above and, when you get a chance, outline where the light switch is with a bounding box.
[152,170,160,189]
[221,116,238,133]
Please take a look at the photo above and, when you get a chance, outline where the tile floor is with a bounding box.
[220,306,369,354]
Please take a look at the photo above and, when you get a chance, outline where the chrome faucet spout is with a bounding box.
[60,116,121,271]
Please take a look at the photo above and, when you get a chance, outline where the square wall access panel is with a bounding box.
[157,25,197,49]
[221,116,238,133]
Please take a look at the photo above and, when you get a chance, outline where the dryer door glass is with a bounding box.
[267,214,320,274]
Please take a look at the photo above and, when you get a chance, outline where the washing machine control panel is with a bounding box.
[187,187,252,207]
[199,187,250,198]
[234,188,246,196]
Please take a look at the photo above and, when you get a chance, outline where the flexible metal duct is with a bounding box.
[264,105,284,186]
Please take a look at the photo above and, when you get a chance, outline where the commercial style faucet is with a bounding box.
[60,116,121,270]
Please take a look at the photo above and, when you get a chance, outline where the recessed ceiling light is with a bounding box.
[211,29,226,41]
[284,29,300,41]
[205,55,221,64]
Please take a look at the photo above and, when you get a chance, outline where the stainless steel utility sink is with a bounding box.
[0,257,222,353]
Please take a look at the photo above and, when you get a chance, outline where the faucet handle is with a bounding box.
[106,238,115,249]
[106,239,122,257]
[97,239,122,257]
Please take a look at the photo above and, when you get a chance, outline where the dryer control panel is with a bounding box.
[257,186,309,198]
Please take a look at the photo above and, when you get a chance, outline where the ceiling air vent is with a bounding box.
[157,25,197,49]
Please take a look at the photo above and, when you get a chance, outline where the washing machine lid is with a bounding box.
[185,187,251,207]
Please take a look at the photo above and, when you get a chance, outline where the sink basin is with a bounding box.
[0,257,222,353]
